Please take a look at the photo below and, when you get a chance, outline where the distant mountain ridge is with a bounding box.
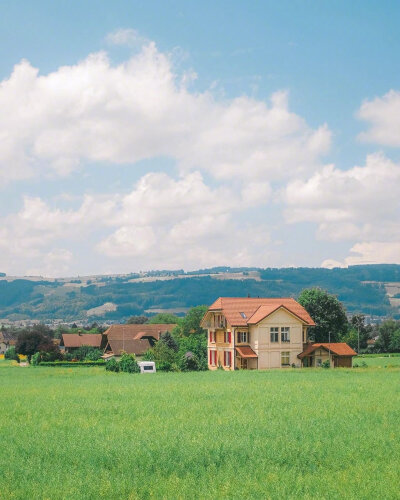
[0,264,399,322]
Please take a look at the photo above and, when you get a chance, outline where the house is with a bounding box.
[0,331,16,354]
[60,333,104,353]
[298,343,357,367]
[201,297,315,370]
[103,324,176,358]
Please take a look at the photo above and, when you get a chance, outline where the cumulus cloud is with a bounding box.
[0,170,273,274]
[284,153,400,242]
[285,153,400,266]
[358,90,400,146]
[0,38,330,184]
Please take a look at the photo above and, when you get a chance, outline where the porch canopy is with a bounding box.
[236,346,258,358]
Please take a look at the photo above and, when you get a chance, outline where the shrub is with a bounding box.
[119,353,140,373]
[5,347,19,362]
[156,361,173,372]
[73,346,102,361]
[40,361,105,367]
[31,352,41,366]
[321,360,330,369]
[106,358,119,372]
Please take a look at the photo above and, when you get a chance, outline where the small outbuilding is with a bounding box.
[298,342,357,368]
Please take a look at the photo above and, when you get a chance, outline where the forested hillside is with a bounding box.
[0,264,399,322]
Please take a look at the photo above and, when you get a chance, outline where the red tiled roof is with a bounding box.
[298,343,357,359]
[105,324,176,341]
[61,334,102,348]
[236,346,258,358]
[207,297,315,326]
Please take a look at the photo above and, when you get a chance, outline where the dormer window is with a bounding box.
[240,312,247,319]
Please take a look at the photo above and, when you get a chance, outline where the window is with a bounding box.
[209,331,216,343]
[281,351,290,366]
[224,331,232,343]
[215,314,225,328]
[270,327,279,343]
[239,312,247,319]
[224,350,232,367]
[209,350,217,366]
[237,331,248,343]
[281,327,290,343]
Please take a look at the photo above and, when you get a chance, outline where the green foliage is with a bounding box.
[159,331,178,352]
[105,358,119,372]
[321,360,330,369]
[126,316,149,324]
[31,352,41,366]
[5,346,19,362]
[148,313,181,324]
[179,305,208,336]
[73,345,103,361]
[298,288,348,342]
[375,320,400,352]
[119,353,140,373]
[40,361,105,367]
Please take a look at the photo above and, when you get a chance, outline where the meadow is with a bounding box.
[1,363,399,499]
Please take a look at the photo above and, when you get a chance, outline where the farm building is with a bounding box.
[60,333,104,353]
[103,323,177,358]
[298,343,357,367]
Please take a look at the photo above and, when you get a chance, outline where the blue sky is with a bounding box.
[0,1,399,276]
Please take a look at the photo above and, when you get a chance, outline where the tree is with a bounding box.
[126,316,149,324]
[389,328,400,353]
[375,320,399,352]
[148,313,181,325]
[15,331,55,360]
[298,288,348,343]
[180,305,208,337]
[342,314,372,351]
[159,331,178,352]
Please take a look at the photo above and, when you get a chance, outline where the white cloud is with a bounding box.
[0,170,273,274]
[0,39,330,184]
[106,28,148,47]
[358,90,400,146]
[284,153,400,242]
[285,153,400,266]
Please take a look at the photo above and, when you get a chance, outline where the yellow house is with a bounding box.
[201,297,316,370]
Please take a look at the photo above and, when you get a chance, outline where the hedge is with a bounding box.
[39,360,106,367]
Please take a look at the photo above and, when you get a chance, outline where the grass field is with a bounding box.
[1,363,399,499]
[354,354,400,367]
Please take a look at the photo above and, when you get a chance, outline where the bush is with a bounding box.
[40,361,105,367]
[321,360,330,369]
[106,358,119,372]
[73,346,102,361]
[5,346,19,362]
[31,352,41,366]
[180,351,205,372]
[119,353,140,373]
[156,361,173,372]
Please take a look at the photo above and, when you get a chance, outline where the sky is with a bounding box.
[0,0,399,276]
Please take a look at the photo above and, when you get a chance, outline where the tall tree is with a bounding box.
[126,316,149,324]
[180,305,208,337]
[148,313,181,325]
[298,288,348,343]
[16,330,55,360]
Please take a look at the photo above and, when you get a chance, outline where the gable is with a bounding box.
[253,306,307,326]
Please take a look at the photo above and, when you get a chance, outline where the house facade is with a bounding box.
[201,297,315,370]
[298,343,357,367]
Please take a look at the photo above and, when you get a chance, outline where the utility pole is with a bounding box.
[357,321,360,354]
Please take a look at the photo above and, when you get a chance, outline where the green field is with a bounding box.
[1,364,399,499]
[354,354,400,367]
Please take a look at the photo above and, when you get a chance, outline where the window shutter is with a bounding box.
[209,332,212,343]
[228,351,231,366]
[228,331,231,343]
[209,350,212,364]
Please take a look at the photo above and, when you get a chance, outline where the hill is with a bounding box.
[0,264,399,323]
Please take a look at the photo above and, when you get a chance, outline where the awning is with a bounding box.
[236,346,258,358]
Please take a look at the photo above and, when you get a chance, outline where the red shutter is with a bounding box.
[228,331,231,343]
[209,331,212,343]
[209,350,212,365]
[228,351,231,367]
